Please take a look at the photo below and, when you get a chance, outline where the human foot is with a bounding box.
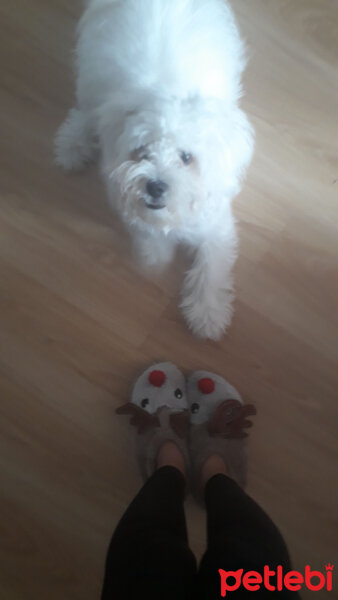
[116,363,190,480]
[187,371,256,498]
[156,441,186,477]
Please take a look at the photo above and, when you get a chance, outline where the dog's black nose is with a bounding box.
[146,179,168,199]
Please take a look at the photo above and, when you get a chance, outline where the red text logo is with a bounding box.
[219,564,334,596]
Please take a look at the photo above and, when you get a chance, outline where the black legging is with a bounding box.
[101,466,300,599]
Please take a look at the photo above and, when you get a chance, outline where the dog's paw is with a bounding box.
[54,109,97,171]
[180,287,234,341]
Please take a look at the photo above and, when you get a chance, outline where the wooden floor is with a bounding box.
[0,1,337,598]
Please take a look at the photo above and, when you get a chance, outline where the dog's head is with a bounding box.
[99,94,254,233]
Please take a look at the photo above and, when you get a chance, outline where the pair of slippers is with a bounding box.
[116,363,256,499]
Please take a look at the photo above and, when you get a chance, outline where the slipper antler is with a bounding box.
[116,402,160,434]
[208,399,257,439]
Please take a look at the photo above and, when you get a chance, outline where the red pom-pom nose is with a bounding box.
[198,377,215,394]
[149,370,166,387]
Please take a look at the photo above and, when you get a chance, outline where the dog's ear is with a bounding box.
[190,98,254,201]
[195,99,254,198]
[225,108,255,184]
[213,106,254,197]
[98,102,129,171]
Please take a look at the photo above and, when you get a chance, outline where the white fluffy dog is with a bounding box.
[55,0,254,340]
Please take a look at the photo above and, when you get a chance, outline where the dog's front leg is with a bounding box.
[180,232,237,340]
[133,231,176,271]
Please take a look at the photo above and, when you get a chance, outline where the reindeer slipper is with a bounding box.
[116,363,190,481]
[187,371,256,499]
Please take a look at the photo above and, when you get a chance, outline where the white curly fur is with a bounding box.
[55,0,254,340]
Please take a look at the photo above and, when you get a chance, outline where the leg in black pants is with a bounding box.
[102,468,299,599]
[101,466,197,600]
[197,474,300,598]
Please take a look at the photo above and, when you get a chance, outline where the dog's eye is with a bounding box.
[132,146,149,161]
[141,398,149,409]
[191,402,200,414]
[180,151,193,165]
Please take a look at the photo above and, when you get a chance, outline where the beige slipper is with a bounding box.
[187,370,256,499]
[116,363,190,481]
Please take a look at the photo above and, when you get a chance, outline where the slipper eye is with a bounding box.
[175,388,183,399]
[191,402,200,414]
[141,398,149,409]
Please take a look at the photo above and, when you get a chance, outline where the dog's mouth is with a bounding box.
[144,197,167,210]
